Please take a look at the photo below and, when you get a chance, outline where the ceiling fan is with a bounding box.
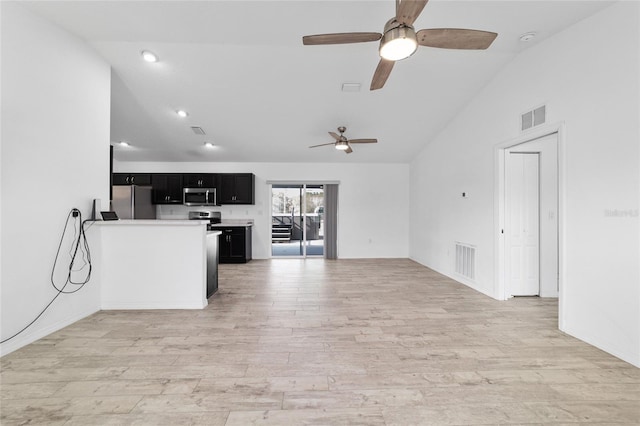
[302,0,497,90]
[309,127,377,154]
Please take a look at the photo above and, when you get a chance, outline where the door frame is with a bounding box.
[494,122,566,328]
[268,181,337,259]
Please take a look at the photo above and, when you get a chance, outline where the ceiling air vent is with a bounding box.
[191,126,206,135]
[521,105,546,131]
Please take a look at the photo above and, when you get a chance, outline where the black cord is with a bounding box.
[1,208,93,344]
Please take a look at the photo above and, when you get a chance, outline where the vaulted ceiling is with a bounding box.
[23,0,614,163]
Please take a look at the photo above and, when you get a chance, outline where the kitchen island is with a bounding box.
[97,220,220,309]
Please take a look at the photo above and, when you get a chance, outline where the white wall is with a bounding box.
[114,161,410,259]
[0,4,111,355]
[410,2,639,367]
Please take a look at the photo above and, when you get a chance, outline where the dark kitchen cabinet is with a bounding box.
[183,173,216,188]
[215,226,252,263]
[206,231,219,297]
[113,173,152,186]
[152,174,183,204]
[219,173,255,204]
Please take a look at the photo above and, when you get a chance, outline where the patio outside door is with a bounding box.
[271,184,324,257]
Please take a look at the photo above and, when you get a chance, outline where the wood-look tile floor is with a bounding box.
[1,259,639,425]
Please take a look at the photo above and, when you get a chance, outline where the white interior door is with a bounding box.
[506,152,540,296]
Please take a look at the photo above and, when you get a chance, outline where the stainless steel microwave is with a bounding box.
[183,187,217,206]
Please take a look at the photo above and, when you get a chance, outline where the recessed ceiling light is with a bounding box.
[519,32,537,42]
[119,141,130,147]
[176,110,188,118]
[204,142,214,149]
[141,50,158,63]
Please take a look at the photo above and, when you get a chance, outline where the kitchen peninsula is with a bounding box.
[97,220,220,309]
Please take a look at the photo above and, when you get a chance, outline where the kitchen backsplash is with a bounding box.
[156,204,256,223]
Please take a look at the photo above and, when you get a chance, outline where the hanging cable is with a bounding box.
[1,208,93,344]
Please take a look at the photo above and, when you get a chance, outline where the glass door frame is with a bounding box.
[270,183,325,258]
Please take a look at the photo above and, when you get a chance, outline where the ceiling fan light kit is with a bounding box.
[335,141,349,150]
[379,20,418,61]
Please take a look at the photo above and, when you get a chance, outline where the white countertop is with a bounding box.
[210,222,254,227]
[96,219,209,226]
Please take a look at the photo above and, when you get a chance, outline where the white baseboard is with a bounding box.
[0,307,100,357]
[561,324,640,368]
[101,300,207,310]
[409,256,498,299]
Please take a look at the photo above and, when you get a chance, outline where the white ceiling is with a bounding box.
[23,0,614,163]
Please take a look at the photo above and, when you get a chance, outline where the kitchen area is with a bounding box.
[100,170,255,310]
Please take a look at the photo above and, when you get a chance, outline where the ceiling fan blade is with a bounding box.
[416,28,498,50]
[396,0,429,26]
[309,142,336,148]
[349,139,378,144]
[303,32,382,45]
[344,146,353,154]
[328,132,341,141]
[370,59,395,91]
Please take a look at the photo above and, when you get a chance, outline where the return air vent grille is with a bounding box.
[521,105,546,131]
[455,242,476,281]
[191,126,206,135]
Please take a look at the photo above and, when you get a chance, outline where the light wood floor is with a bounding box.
[1,259,639,425]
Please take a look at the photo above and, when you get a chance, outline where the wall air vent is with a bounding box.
[455,242,476,281]
[521,105,546,131]
[191,126,206,135]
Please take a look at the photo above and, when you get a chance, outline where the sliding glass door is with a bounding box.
[271,184,324,257]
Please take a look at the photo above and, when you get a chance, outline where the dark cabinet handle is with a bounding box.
[131,176,135,184]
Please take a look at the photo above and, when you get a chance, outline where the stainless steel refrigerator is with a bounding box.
[111,185,156,219]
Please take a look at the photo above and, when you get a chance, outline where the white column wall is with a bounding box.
[409,3,639,366]
[99,222,208,310]
[114,162,410,260]
[0,4,111,355]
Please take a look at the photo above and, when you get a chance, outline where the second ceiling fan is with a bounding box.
[302,0,498,90]
[309,127,377,154]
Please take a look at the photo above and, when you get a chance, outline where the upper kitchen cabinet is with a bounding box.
[183,173,216,188]
[112,173,152,186]
[219,173,255,204]
[152,174,183,204]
